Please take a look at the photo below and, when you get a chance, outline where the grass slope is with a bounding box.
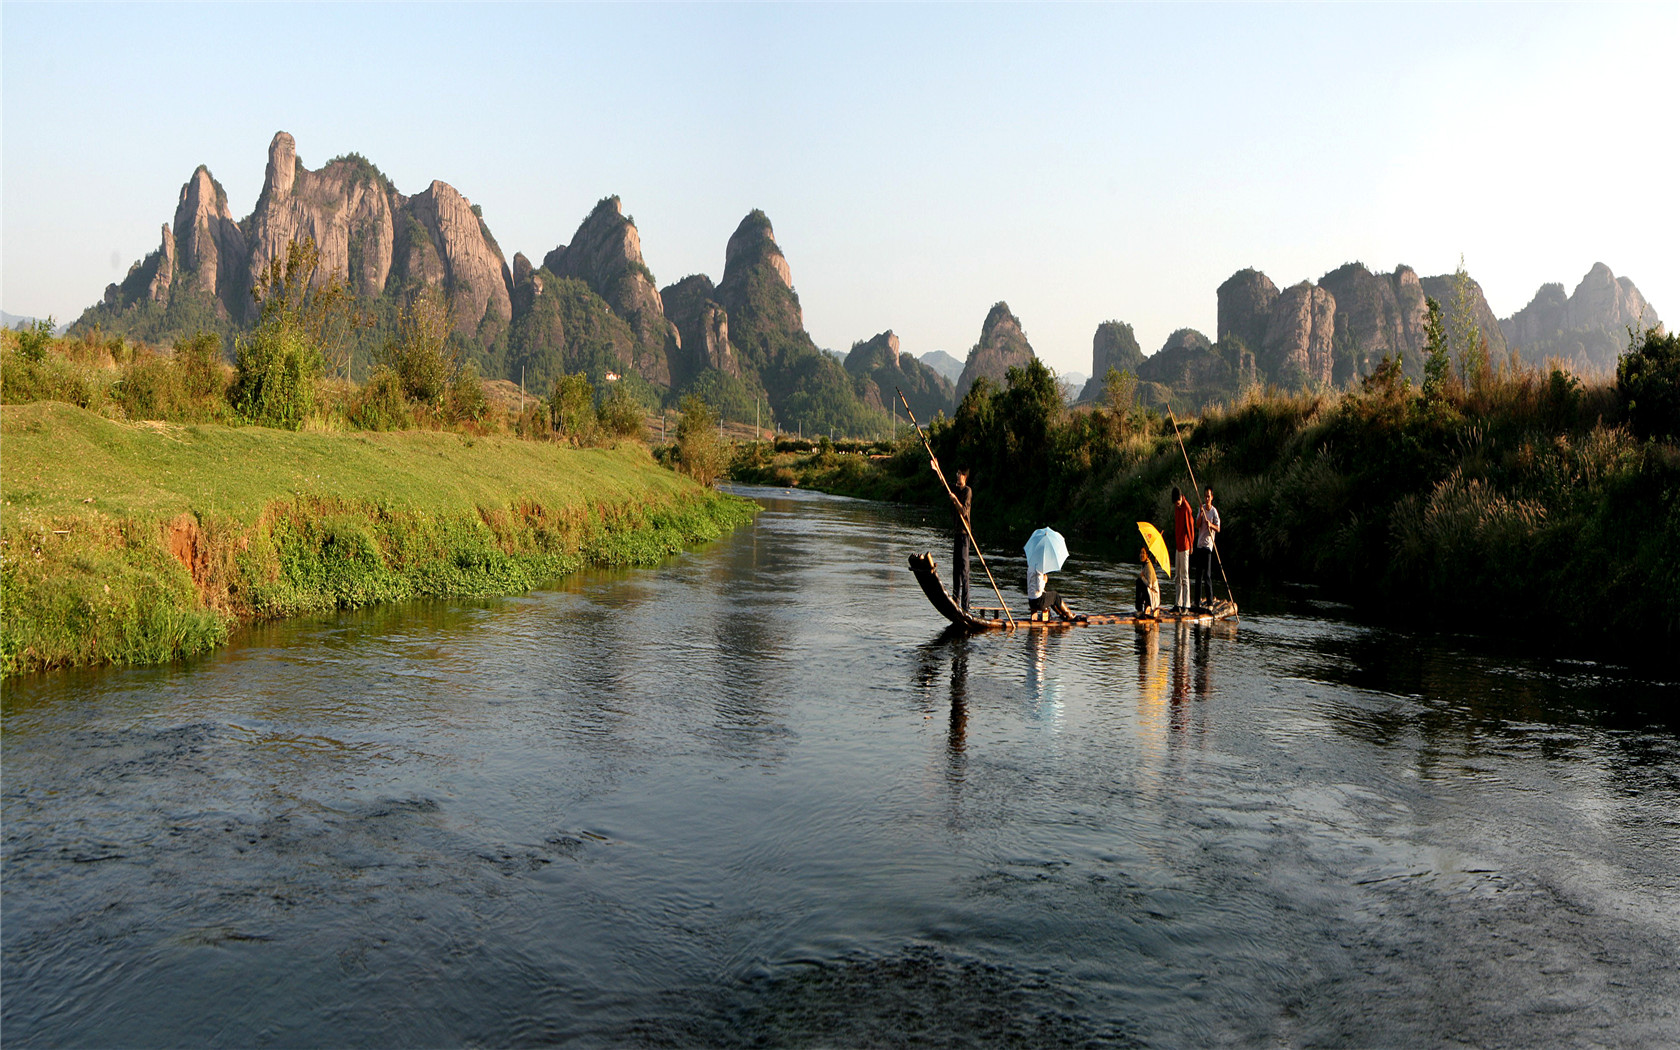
[2,402,756,676]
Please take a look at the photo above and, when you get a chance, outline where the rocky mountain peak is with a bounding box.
[956,301,1037,397]
[542,195,674,385]
[723,209,792,291]
[1216,268,1279,353]
[1078,321,1145,402]
[264,131,297,202]
[1500,263,1662,375]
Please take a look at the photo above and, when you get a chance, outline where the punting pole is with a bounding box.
[1166,407,1234,603]
[897,388,1016,628]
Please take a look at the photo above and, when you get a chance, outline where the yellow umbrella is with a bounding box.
[1137,521,1171,576]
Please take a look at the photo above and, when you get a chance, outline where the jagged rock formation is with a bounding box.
[85,131,512,344]
[1500,263,1663,376]
[1216,269,1278,358]
[1131,328,1257,411]
[1417,272,1507,362]
[844,330,954,420]
[1214,262,1505,389]
[1259,282,1337,387]
[1315,263,1430,384]
[956,303,1037,398]
[662,210,881,434]
[542,197,677,385]
[661,274,737,388]
[1077,321,1144,402]
[714,210,804,355]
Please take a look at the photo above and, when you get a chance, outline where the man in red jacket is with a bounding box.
[1171,485,1194,611]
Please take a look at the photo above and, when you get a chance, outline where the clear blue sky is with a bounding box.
[3,2,1674,376]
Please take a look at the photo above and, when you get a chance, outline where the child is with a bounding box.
[1134,547,1161,617]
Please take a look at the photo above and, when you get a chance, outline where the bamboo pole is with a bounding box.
[1166,407,1234,602]
[897,388,1015,627]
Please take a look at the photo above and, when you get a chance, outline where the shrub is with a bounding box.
[16,318,55,363]
[445,364,488,425]
[675,394,726,485]
[597,383,645,440]
[347,367,410,431]
[174,331,227,402]
[550,372,597,445]
[114,348,178,420]
[1618,327,1680,441]
[377,289,454,407]
[230,324,319,429]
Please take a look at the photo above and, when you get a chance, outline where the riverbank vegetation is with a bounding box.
[734,330,1680,652]
[1,401,755,676]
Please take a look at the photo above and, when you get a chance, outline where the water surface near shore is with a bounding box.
[4,485,1677,1047]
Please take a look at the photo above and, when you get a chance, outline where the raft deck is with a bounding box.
[908,552,1237,632]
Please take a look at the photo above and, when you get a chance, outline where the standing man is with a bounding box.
[1171,485,1194,611]
[1193,485,1221,608]
[932,458,973,611]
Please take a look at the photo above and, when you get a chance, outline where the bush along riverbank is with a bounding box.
[1,402,757,677]
[734,331,1680,656]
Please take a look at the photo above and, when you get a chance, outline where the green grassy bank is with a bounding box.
[1,402,757,677]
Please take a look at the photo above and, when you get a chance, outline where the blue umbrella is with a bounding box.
[1024,526,1069,576]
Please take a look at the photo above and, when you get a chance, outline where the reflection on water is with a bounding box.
[4,485,1678,1048]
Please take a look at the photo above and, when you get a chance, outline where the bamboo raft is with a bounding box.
[908,552,1238,632]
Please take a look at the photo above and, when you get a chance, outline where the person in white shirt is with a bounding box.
[1193,486,1221,608]
[1027,569,1076,621]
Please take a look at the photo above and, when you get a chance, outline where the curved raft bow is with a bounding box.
[907,552,1238,632]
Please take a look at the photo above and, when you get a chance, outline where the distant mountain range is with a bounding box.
[75,131,1663,427]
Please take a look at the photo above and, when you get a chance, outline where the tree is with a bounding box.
[1421,296,1452,401]
[15,317,55,363]
[1617,326,1680,441]
[1103,366,1137,418]
[1448,257,1486,388]
[377,287,455,407]
[230,239,360,428]
[674,394,726,485]
[549,372,597,445]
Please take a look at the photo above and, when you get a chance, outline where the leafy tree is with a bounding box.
[1421,296,1452,401]
[16,318,55,363]
[675,394,726,485]
[597,382,645,440]
[377,287,454,406]
[230,239,359,428]
[1617,326,1680,441]
[549,372,597,445]
[1103,366,1137,417]
[1448,258,1486,387]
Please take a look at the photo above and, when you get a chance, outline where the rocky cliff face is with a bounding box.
[172,166,248,304]
[844,330,954,420]
[1078,320,1145,402]
[1417,271,1507,362]
[92,131,512,341]
[956,302,1037,398]
[1315,263,1430,383]
[661,274,736,387]
[1134,328,1254,411]
[1215,262,1505,389]
[1259,283,1337,387]
[405,179,514,337]
[714,210,805,357]
[1500,263,1663,375]
[1216,269,1279,355]
[542,196,677,385]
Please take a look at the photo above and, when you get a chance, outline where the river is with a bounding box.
[4,485,1677,1048]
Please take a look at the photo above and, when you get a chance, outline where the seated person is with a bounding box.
[1027,569,1077,621]
[1134,547,1161,616]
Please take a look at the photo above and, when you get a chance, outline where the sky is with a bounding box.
[3,2,1675,377]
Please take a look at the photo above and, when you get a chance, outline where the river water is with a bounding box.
[4,486,1677,1048]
